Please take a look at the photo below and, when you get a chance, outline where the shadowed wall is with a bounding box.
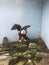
[41,0,49,49]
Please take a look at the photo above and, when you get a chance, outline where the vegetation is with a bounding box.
[0,41,42,65]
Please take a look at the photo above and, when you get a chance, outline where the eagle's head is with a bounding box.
[21,30,27,35]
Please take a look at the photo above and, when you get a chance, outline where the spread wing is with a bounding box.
[11,24,21,31]
[23,25,30,30]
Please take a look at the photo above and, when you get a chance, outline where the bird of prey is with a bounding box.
[11,24,30,41]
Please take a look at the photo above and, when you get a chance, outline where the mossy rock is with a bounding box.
[0,48,3,51]
[15,61,26,65]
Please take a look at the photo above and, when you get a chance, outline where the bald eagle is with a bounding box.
[11,24,30,41]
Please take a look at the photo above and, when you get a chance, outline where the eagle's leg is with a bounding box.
[24,35,30,45]
[22,35,27,41]
[24,35,29,40]
[18,31,21,39]
[18,32,22,42]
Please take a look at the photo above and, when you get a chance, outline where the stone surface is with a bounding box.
[0,53,10,65]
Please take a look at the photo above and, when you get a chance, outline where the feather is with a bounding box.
[11,24,21,31]
[23,25,30,30]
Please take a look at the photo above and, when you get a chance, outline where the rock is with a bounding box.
[0,53,10,65]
